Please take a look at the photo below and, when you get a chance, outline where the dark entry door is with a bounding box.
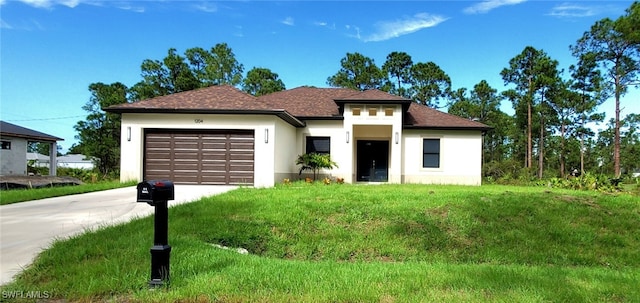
[356,140,389,182]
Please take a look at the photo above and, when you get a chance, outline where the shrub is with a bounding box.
[296,153,338,181]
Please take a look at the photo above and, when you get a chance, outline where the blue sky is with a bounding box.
[1,0,638,153]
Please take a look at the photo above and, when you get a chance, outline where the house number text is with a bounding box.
[194,119,204,124]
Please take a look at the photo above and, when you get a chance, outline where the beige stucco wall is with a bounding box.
[402,129,483,185]
[119,113,282,188]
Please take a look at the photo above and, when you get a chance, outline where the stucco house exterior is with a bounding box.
[106,85,490,187]
[1,121,62,176]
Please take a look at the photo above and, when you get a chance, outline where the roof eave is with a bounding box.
[334,99,412,105]
[403,125,493,131]
[0,132,63,142]
[106,108,306,127]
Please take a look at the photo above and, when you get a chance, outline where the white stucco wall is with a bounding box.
[119,111,484,187]
[295,120,347,180]
[120,113,281,188]
[273,118,298,182]
[0,137,27,175]
[402,129,483,185]
[344,104,403,183]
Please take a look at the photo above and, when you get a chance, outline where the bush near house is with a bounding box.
[295,153,338,181]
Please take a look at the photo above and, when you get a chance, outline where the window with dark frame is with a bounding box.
[306,136,330,154]
[1,141,11,150]
[422,138,440,168]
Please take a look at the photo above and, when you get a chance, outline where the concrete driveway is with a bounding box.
[0,185,236,285]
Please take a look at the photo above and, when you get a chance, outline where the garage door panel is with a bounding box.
[145,130,254,185]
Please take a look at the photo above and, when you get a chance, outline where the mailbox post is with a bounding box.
[137,180,175,287]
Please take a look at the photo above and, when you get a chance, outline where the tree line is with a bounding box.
[74,2,639,181]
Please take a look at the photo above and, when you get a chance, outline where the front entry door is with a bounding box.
[356,140,389,182]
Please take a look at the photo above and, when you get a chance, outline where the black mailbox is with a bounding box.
[137,180,175,205]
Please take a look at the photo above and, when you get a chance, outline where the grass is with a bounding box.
[1,183,639,302]
[0,180,137,205]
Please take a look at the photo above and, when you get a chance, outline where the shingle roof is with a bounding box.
[405,103,491,130]
[107,85,266,111]
[105,85,491,130]
[336,89,412,101]
[257,86,356,117]
[0,121,63,142]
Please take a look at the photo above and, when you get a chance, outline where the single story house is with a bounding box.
[57,154,95,170]
[106,85,490,187]
[26,153,95,170]
[26,152,51,168]
[1,121,63,176]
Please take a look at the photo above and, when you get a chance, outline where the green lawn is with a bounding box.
[2,183,639,302]
[0,180,137,205]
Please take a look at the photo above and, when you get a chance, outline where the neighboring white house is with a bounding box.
[1,121,62,176]
[57,154,95,170]
[26,152,51,168]
[106,85,491,187]
[26,153,95,170]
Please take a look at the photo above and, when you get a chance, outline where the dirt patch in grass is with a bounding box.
[557,194,600,208]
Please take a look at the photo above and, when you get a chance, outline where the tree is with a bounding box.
[619,113,640,176]
[571,2,640,177]
[296,153,338,181]
[327,52,385,91]
[501,46,560,175]
[382,51,413,97]
[204,43,245,86]
[67,143,84,155]
[242,67,286,96]
[163,48,200,93]
[408,61,452,108]
[448,80,513,166]
[27,142,61,156]
[74,82,129,176]
[130,43,245,101]
[565,53,607,176]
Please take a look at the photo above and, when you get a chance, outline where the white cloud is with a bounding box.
[19,0,54,8]
[314,21,335,30]
[12,0,143,11]
[281,16,294,26]
[363,13,448,42]
[194,2,217,13]
[116,4,144,13]
[0,18,12,29]
[463,0,527,14]
[547,3,597,18]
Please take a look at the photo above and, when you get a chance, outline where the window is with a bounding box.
[306,136,330,154]
[352,107,361,116]
[1,141,10,150]
[423,139,440,168]
[368,108,377,116]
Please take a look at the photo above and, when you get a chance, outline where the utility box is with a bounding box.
[137,180,174,205]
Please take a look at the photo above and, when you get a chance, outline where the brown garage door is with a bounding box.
[144,130,254,185]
